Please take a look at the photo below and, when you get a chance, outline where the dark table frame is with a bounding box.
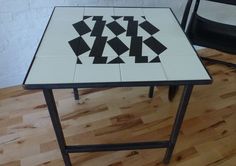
[42,84,193,166]
[23,6,213,165]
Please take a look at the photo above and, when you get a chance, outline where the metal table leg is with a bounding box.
[149,86,154,98]
[43,89,72,166]
[73,88,79,100]
[163,85,193,164]
[168,85,179,101]
[43,85,193,165]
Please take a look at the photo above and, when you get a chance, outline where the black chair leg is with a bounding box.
[168,86,179,101]
[73,88,79,100]
[149,86,154,98]
[201,56,236,68]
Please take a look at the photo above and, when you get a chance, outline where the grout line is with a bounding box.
[72,59,78,83]
[113,6,121,82]
[72,7,85,83]
[118,64,122,82]
[160,58,169,81]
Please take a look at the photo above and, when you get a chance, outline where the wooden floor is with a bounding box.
[0,49,235,166]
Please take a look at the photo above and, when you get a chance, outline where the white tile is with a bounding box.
[137,25,151,40]
[101,34,119,57]
[82,33,96,50]
[52,7,84,24]
[134,15,146,22]
[74,64,121,83]
[106,56,122,63]
[103,42,120,57]
[160,55,211,80]
[25,56,76,84]
[115,17,128,33]
[78,53,117,64]
[118,33,157,64]
[120,56,135,64]
[37,7,116,59]
[143,8,185,38]
[102,24,116,40]
[84,7,114,16]
[83,16,95,30]
[36,19,79,58]
[35,7,86,58]
[120,63,167,82]
[118,32,131,44]
[78,54,94,64]
[119,34,158,63]
[142,8,196,57]
[75,33,114,64]
[143,44,159,62]
[104,15,115,23]
[155,34,195,57]
[143,8,173,20]
[118,33,131,53]
[102,28,129,57]
[104,19,118,41]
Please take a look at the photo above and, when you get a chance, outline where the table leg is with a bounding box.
[149,86,154,98]
[163,85,193,164]
[43,89,72,166]
[168,85,179,101]
[73,88,79,100]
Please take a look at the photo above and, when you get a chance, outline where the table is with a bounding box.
[23,6,212,165]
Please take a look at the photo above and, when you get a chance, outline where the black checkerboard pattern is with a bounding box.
[68,16,167,64]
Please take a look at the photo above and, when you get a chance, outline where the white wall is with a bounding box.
[0,0,235,88]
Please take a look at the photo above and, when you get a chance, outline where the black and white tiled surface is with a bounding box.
[25,7,211,85]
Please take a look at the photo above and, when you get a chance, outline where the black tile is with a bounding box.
[91,21,106,36]
[135,56,148,63]
[108,57,125,64]
[92,16,103,21]
[149,56,161,63]
[143,37,167,55]
[89,37,107,57]
[83,16,91,20]
[107,37,129,55]
[76,58,82,64]
[112,16,122,20]
[106,21,126,36]
[130,37,142,57]
[68,37,90,56]
[93,56,107,64]
[73,21,91,36]
[124,16,134,21]
[139,21,159,35]
[126,20,138,36]
[141,16,146,19]
[129,37,148,63]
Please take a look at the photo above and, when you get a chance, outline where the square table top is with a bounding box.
[23,6,212,89]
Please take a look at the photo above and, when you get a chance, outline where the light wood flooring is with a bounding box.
[0,49,235,166]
